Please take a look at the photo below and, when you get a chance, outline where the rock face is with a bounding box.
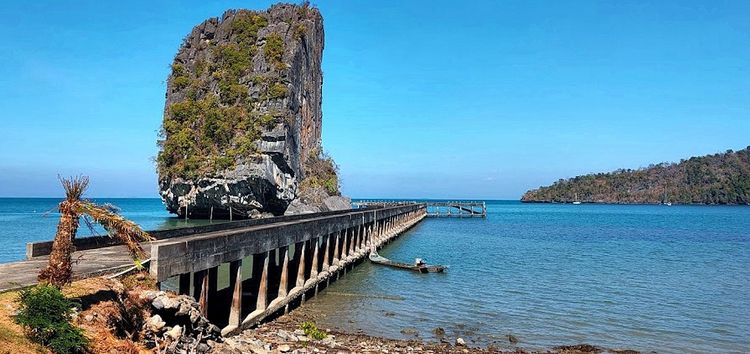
[157,4,345,218]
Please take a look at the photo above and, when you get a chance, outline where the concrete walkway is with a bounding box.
[0,244,153,292]
[0,214,330,292]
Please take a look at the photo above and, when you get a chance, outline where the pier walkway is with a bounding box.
[0,204,426,335]
[354,200,487,218]
[0,244,153,292]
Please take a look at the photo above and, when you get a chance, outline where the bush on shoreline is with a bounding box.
[14,284,88,354]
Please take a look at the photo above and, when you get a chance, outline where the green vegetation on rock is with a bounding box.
[157,9,294,180]
[300,149,340,196]
[522,147,750,204]
[264,33,285,71]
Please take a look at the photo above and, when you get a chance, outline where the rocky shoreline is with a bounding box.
[211,306,641,354]
[0,275,644,354]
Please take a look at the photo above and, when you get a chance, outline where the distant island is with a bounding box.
[522,147,750,205]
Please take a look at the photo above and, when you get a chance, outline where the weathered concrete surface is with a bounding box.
[0,244,153,292]
[232,207,427,334]
[150,204,423,281]
[25,208,362,259]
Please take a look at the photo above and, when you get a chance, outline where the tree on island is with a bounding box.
[39,176,153,288]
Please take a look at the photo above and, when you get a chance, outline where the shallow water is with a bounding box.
[301,201,750,353]
[1,199,748,352]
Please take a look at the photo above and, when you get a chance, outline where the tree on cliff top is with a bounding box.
[39,176,153,288]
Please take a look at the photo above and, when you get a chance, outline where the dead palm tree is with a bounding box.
[39,176,153,288]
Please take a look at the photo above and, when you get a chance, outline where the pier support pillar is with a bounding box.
[322,235,330,272]
[255,251,270,312]
[193,270,205,300]
[359,224,367,249]
[242,251,270,325]
[343,230,349,259]
[194,270,209,317]
[332,232,340,265]
[223,260,243,335]
[295,241,307,289]
[270,247,290,309]
[208,266,218,305]
[178,273,190,295]
[349,228,356,255]
[308,239,320,282]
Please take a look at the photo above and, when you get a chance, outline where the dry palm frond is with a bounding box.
[41,176,153,287]
[81,215,102,237]
[76,202,154,260]
[60,175,89,201]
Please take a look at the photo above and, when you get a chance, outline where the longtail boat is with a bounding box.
[369,251,446,273]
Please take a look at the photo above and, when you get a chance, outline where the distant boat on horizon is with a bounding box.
[662,190,672,206]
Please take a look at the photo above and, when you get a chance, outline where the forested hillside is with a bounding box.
[522,147,750,205]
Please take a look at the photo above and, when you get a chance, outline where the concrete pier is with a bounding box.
[354,200,487,218]
[145,204,426,335]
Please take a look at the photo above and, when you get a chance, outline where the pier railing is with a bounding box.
[353,200,486,218]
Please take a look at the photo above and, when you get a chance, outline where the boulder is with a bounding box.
[144,292,222,353]
[166,325,183,340]
[147,314,166,332]
[322,195,351,211]
[283,199,321,215]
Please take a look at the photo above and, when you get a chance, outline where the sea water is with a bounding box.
[0,198,212,263]
[302,201,750,353]
[0,199,748,352]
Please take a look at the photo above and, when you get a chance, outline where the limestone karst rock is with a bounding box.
[157,3,348,218]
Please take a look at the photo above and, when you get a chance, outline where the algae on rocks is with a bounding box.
[157,3,348,218]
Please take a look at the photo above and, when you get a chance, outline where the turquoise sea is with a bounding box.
[0,198,214,263]
[1,198,748,352]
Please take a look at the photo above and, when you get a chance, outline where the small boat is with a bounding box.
[369,251,445,273]
[662,190,672,206]
[572,193,582,205]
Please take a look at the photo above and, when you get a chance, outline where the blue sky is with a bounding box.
[0,1,748,199]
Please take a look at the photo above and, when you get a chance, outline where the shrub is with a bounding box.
[264,33,285,70]
[300,321,327,340]
[14,285,88,354]
[293,23,307,39]
[260,113,276,129]
[268,82,288,99]
[172,76,191,90]
[301,149,340,196]
[171,63,186,77]
[231,11,268,48]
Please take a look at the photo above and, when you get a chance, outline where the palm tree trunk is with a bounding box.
[39,201,79,287]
